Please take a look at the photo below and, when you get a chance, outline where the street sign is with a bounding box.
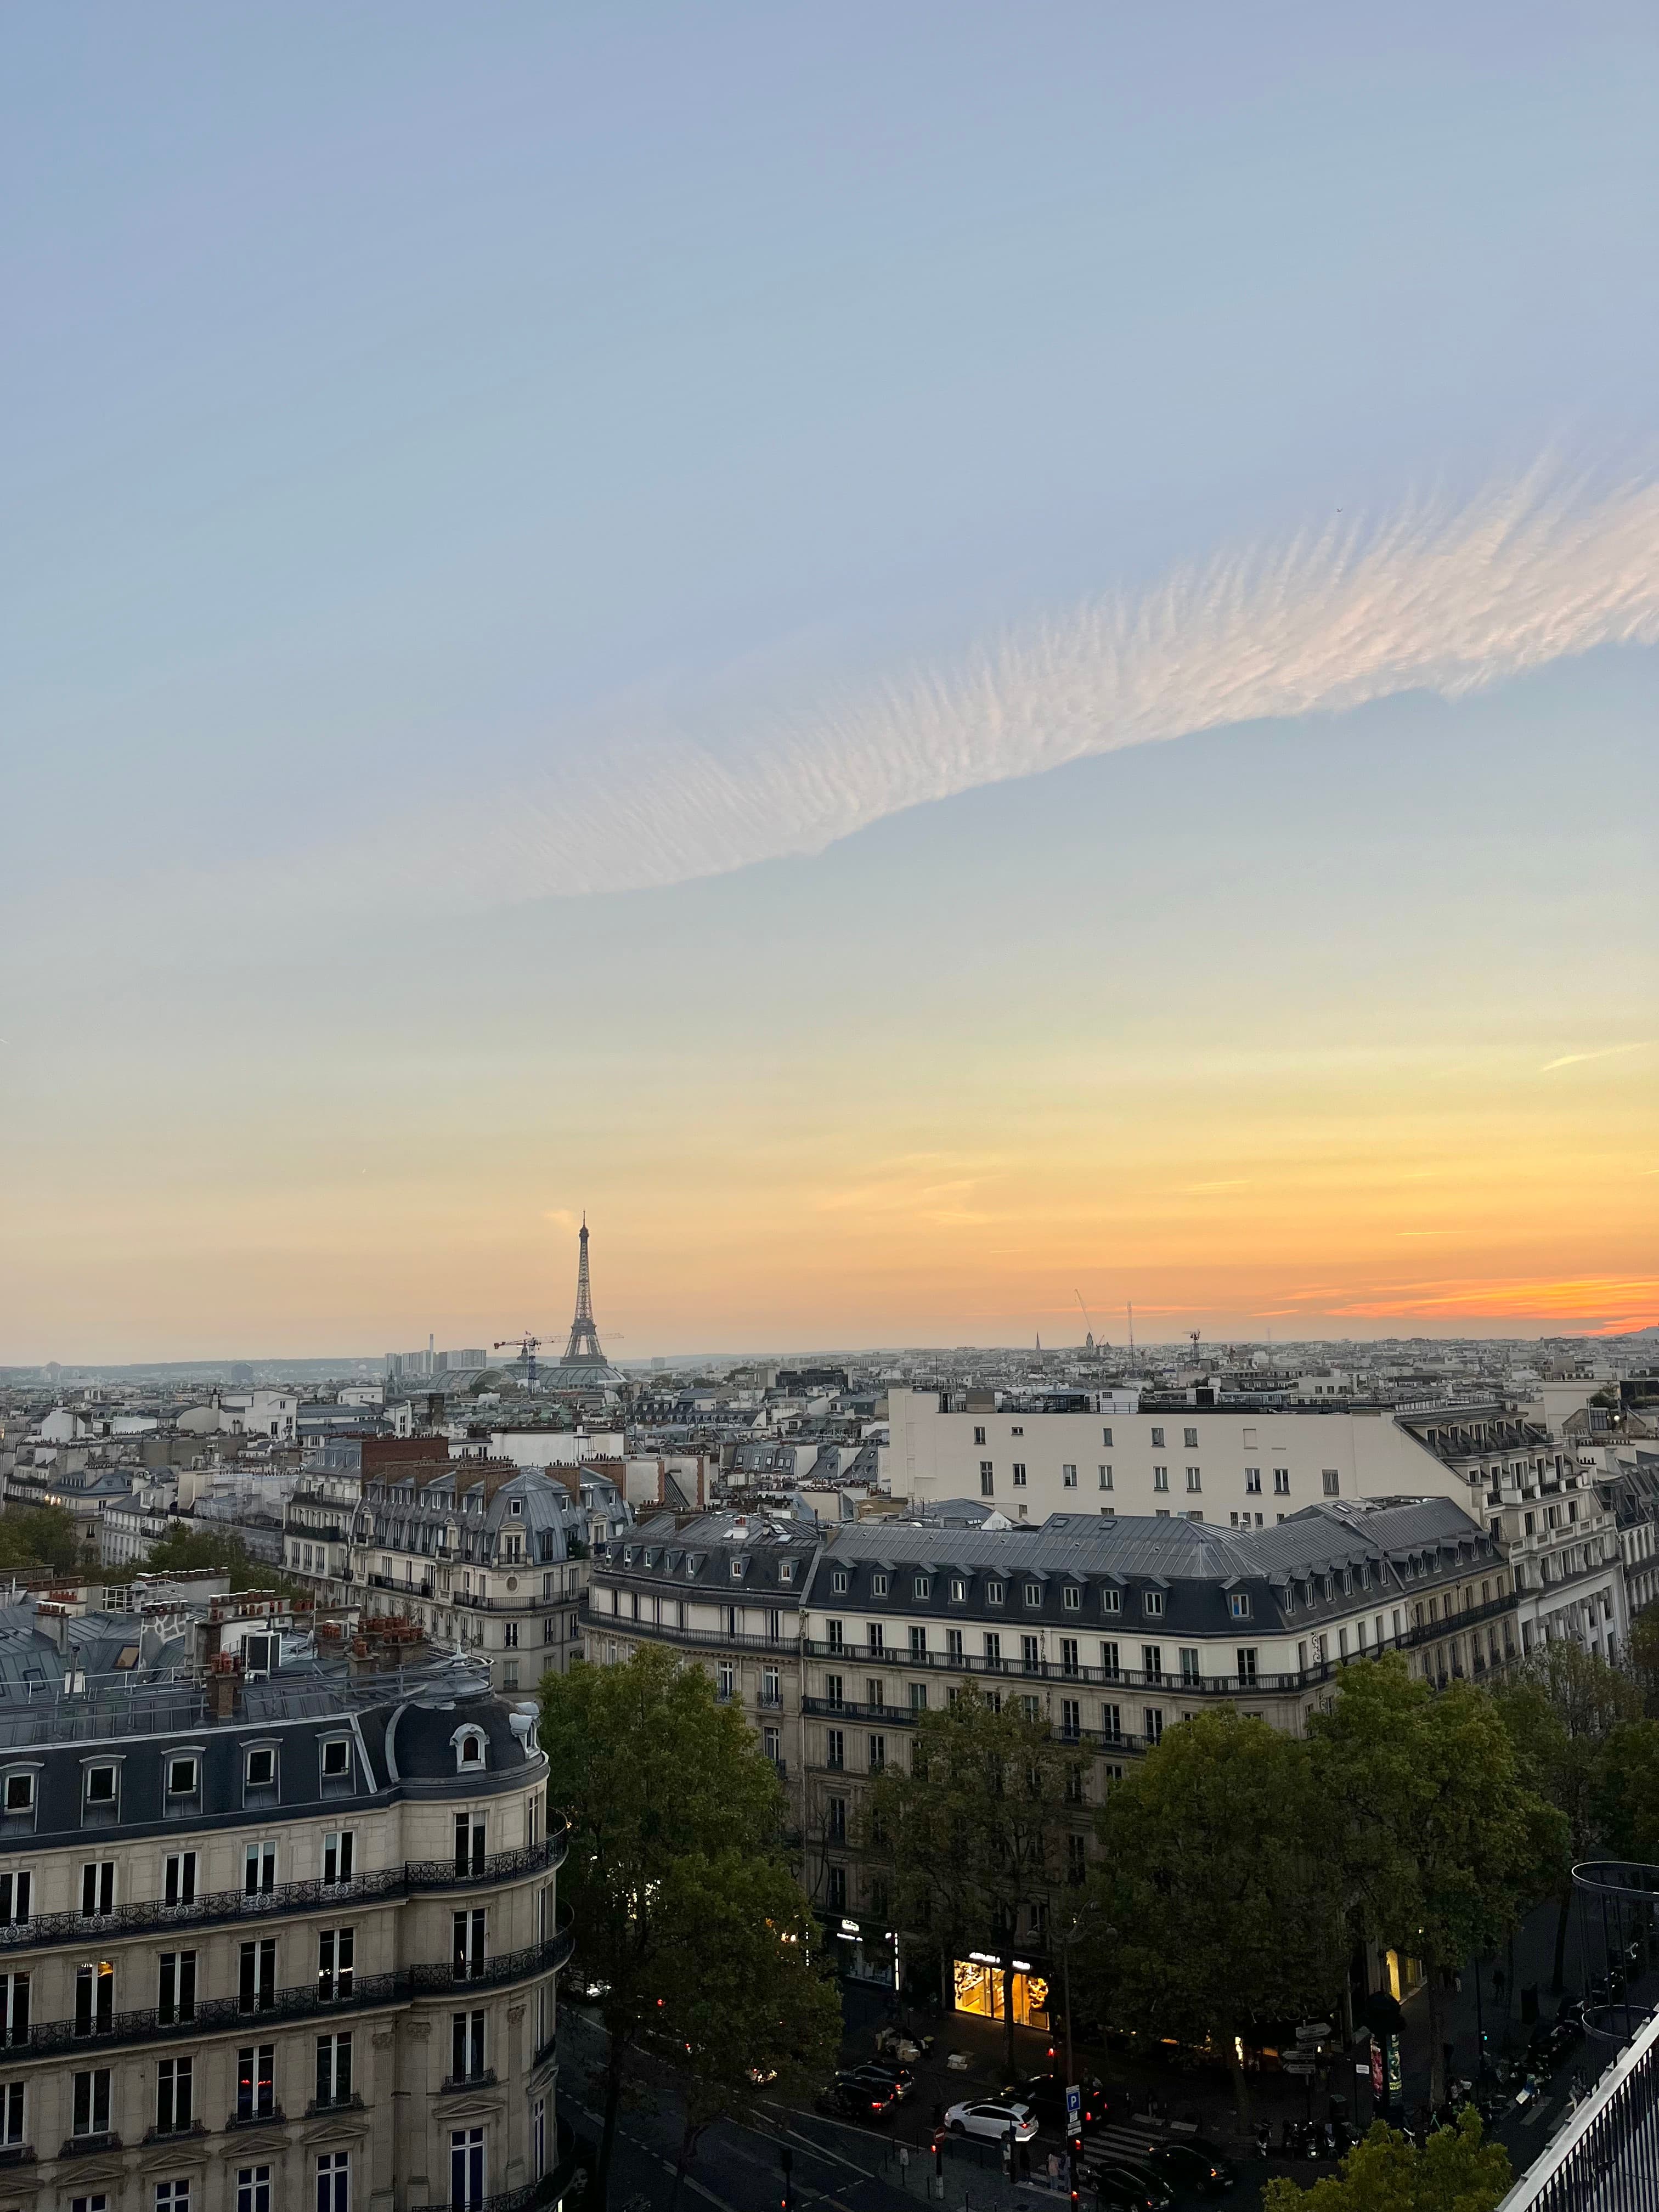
[1066,2084,1082,2139]
[1282,2056,1316,2075]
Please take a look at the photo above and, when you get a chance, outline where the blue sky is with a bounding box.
[1,3,1655,1356]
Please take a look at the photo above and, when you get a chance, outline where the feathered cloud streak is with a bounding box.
[330,463,1659,905]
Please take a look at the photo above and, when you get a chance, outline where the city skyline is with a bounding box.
[2,4,1655,1361]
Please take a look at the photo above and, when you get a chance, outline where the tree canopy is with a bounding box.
[1310,1659,1567,2104]
[1263,2113,1510,2212]
[0,1505,87,1575]
[143,1523,298,1593]
[540,1645,834,2210]
[865,1682,1074,2074]
[1093,1710,1348,2122]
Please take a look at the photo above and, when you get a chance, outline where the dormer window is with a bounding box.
[2,1774,32,1815]
[83,1764,119,1819]
[510,1499,523,1515]
[1229,1593,1251,1620]
[1143,1591,1165,1618]
[1101,1587,1122,1615]
[1024,1583,1041,1608]
[832,1570,849,1595]
[166,1756,199,1797]
[913,1576,929,1600]
[871,1573,889,1598]
[985,1580,1005,1606]
[779,1561,794,1583]
[245,1747,276,1791]
[452,1725,488,1773]
[949,1578,966,1602]
[730,1558,744,1580]
[321,1739,351,1780]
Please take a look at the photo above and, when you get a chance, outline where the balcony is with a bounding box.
[224,2107,286,2132]
[439,2069,498,2095]
[414,2181,560,2212]
[0,1830,568,1956]
[305,2092,365,2118]
[60,2132,121,2159]
[8,1924,573,2060]
[581,1600,796,1653]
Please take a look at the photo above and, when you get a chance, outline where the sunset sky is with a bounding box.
[2,4,1655,1360]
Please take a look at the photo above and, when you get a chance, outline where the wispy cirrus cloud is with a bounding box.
[273,458,1659,910]
[1539,1042,1654,1072]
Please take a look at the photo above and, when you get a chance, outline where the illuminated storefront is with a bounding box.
[833,1916,899,1988]
[953,1953,1050,2030]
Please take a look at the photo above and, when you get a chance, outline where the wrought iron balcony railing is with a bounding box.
[0,1831,567,1956]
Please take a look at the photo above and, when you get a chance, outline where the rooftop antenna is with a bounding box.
[1127,1301,1135,1356]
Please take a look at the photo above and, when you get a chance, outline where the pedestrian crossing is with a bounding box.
[1079,2119,1169,2167]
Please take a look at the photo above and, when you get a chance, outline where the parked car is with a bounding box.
[816,2078,895,2124]
[944,2097,1041,2144]
[1090,2162,1174,2210]
[1004,2073,1109,2137]
[850,2061,916,2101]
[1150,2141,1237,2194]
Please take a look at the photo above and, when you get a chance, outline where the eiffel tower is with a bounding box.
[558,1216,620,1382]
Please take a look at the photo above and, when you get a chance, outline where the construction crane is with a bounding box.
[494,1333,542,1390]
[1074,1290,1096,1350]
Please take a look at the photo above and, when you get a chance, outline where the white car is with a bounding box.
[945,2098,1040,2145]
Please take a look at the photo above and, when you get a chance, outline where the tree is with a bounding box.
[539,1645,823,2210]
[0,1506,86,1575]
[653,1848,841,2210]
[1595,1718,1659,1863]
[1091,1711,1349,2125]
[1263,2112,1510,2212]
[143,1524,301,1595]
[1310,1659,1566,2106]
[865,1683,1074,2076]
[1627,1607,1659,1716]
[1494,1643,1640,1989]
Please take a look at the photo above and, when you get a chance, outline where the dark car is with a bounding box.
[1091,2162,1174,2211]
[1151,2141,1238,2194]
[816,2077,896,2124]
[851,2060,917,2101]
[1003,2074,1110,2137]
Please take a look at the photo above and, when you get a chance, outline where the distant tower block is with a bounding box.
[557,1216,623,1386]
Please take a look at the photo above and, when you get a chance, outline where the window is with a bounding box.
[0,2079,22,2145]
[81,1860,115,1916]
[1067,1832,1087,1882]
[1101,1699,1122,1737]
[321,1739,350,1779]
[238,2168,273,2212]
[1021,1634,1039,1672]
[823,1672,843,1707]
[1144,1708,1164,1745]
[75,1960,114,2034]
[1150,1427,1165,1448]
[825,1619,844,1652]
[949,1577,966,1602]
[1101,1586,1121,1614]
[973,1426,986,1445]
[1238,1648,1258,1683]
[1024,1582,1042,1608]
[1142,1645,1164,1681]
[239,1938,276,2014]
[156,2192,191,2212]
[867,1678,885,1711]
[314,2035,352,2106]
[979,1464,995,1497]
[245,1747,276,1791]
[318,1928,354,2001]
[983,1633,1002,1666]
[72,2065,111,2137]
[1,1774,33,1817]
[1098,1464,1113,1491]
[912,1576,929,1601]
[1273,1468,1290,1494]
[83,1764,118,1815]
[761,1665,781,1704]
[1060,1697,1081,1740]
[0,1871,30,1924]
[1229,1592,1251,1620]
[1012,1464,1027,1486]
[1059,1635,1080,1677]
[236,2044,275,2119]
[453,1908,486,1979]
[716,1662,735,1701]
[323,1831,354,1886]
[945,1628,963,1662]
[763,1724,781,1762]
[1245,1467,1261,1494]
[1179,1648,1200,1684]
[244,1842,276,1897]
[454,1728,486,1770]
[985,1580,1004,1606]
[1009,1425,1024,1437]
[909,1681,927,1713]
[166,1756,198,1797]
[158,1950,195,2026]
[826,1797,847,1844]
[1185,1466,1201,1493]
[452,2125,486,2208]
[832,1569,849,1595]
[825,1728,844,1770]
[907,1626,927,1661]
[866,1623,885,1656]
[0,1972,27,2048]
[1322,1470,1340,1497]
[533,2095,547,2180]
[1143,1590,1165,1617]
[317,2149,351,2212]
[1102,1427,1114,1447]
[778,1560,794,1584]
[452,2007,487,2083]
[868,1734,886,1772]
[156,2054,193,2132]
[1062,1463,1077,1488]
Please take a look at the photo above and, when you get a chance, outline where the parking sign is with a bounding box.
[1066,2083,1082,2138]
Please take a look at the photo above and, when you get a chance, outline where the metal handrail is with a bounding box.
[0,1830,567,1957]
